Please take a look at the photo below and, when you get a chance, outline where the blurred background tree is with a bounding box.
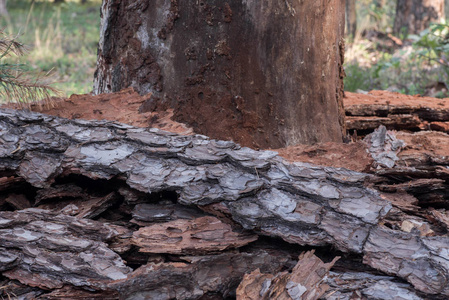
[394,0,445,36]
[346,0,357,38]
[0,0,8,16]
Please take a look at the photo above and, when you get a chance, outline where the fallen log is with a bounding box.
[0,108,448,298]
[345,90,449,135]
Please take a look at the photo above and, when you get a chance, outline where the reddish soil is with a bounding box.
[397,131,449,158]
[273,142,373,173]
[345,90,449,110]
[3,88,449,172]
[3,88,193,135]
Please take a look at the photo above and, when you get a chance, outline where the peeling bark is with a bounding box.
[109,251,290,299]
[132,216,258,255]
[237,251,338,300]
[0,108,449,298]
[0,209,131,290]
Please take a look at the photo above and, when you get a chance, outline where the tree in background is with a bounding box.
[0,0,8,16]
[346,0,357,37]
[54,0,88,3]
[394,0,445,36]
[94,0,346,149]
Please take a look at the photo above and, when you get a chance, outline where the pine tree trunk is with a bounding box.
[394,0,445,36]
[94,0,346,149]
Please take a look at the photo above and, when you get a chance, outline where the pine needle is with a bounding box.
[0,29,60,108]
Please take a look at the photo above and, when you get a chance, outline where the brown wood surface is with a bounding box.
[94,0,346,148]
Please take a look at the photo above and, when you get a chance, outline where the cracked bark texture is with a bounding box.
[0,108,448,298]
[94,0,346,148]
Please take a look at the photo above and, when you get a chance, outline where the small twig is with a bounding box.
[10,145,21,155]
[254,167,260,179]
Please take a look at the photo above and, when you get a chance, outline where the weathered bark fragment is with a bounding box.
[237,251,338,300]
[347,114,424,132]
[1,109,449,297]
[109,251,291,299]
[132,216,258,255]
[94,0,346,148]
[0,209,132,290]
[39,286,119,300]
[324,272,424,300]
[37,189,120,219]
[131,203,205,225]
[366,127,449,210]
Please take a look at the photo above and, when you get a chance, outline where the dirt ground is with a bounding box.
[3,88,448,173]
[4,88,193,136]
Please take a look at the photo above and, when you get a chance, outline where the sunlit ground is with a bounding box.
[1,0,102,97]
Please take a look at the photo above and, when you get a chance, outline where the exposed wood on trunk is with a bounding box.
[94,0,346,148]
[1,109,449,298]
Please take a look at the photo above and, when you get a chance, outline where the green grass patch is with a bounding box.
[1,0,101,97]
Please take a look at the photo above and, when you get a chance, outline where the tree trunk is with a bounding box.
[94,0,346,149]
[0,0,8,17]
[346,0,357,37]
[394,0,445,36]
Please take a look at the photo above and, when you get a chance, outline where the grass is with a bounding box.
[1,0,101,98]
[2,0,447,99]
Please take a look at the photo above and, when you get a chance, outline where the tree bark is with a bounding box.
[1,108,449,298]
[94,0,346,149]
[344,90,449,136]
[0,0,8,17]
[394,0,445,36]
[346,0,357,37]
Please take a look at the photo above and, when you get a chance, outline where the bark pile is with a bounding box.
[0,108,449,299]
[345,90,449,136]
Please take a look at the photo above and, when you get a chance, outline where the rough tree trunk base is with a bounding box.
[94,0,346,148]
